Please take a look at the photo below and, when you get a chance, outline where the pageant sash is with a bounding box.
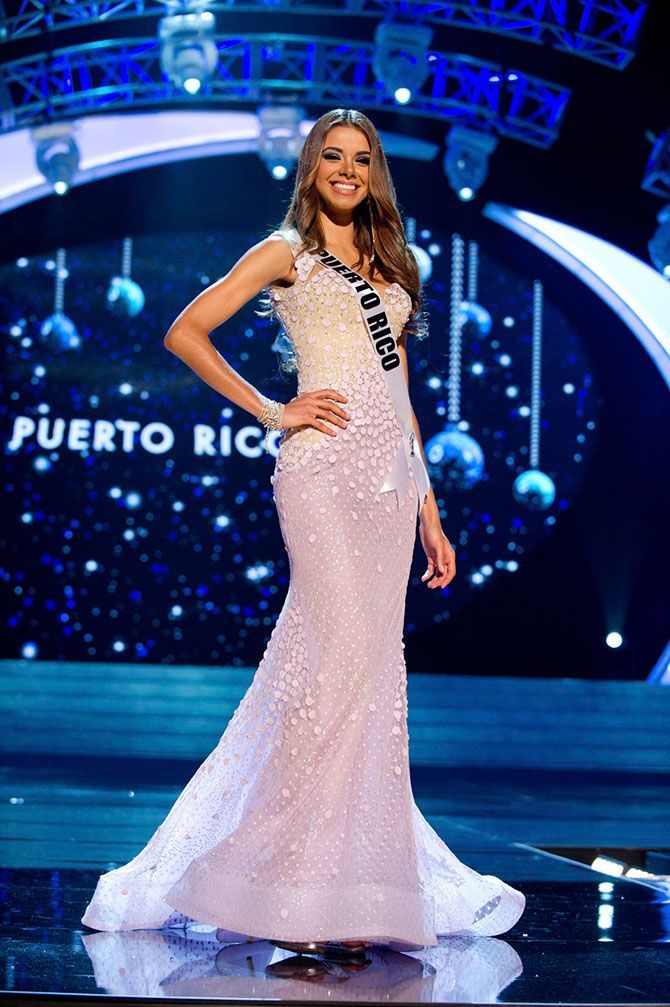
[312,244,431,518]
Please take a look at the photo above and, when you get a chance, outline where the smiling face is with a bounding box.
[314,124,371,214]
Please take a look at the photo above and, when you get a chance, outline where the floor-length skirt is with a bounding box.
[81,420,526,948]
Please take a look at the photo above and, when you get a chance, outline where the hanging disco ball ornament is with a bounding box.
[41,310,81,349]
[512,282,554,511]
[458,240,492,336]
[405,216,433,283]
[425,423,485,491]
[411,244,433,284]
[41,248,80,349]
[107,237,146,317]
[458,299,493,337]
[107,276,145,317]
[271,330,296,371]
[512,469,556,511]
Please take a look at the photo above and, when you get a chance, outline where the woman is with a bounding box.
[80,108,526,955]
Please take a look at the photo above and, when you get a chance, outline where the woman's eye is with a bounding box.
[323,153,370,164]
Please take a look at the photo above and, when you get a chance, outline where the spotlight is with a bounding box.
[394,87,412,105]
[257,104,305,180]
[443,126,498,202]
[32,123,80,195]
[648,203,670,278]
[606,631,623,649]
[373,22,433,103]
[159,10,218,94]
[591,855,625,877]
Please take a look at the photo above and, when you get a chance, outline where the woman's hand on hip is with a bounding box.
[283,389,351,436]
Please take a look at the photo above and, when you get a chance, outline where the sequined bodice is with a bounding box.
[265,239,412,471]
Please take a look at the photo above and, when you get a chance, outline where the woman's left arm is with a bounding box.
[397,339,457,589]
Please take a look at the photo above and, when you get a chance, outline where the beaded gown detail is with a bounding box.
[81,229,526,950]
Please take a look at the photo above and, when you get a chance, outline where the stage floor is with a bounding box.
[1,660,669,1006]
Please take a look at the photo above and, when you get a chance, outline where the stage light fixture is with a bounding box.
[32,123,80,195]
[606,631,623,649]
[648,203,670,278]
[372,22,434,104]
[444,126,498,202]
[591,855,625,877]
[394,87,412,105]
[257,104,305,180]
[159,10,218,95]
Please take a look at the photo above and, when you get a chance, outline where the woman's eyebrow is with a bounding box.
[322,146,371,155]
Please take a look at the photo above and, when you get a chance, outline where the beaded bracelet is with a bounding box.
[256,394,286,452]
[256,394,285,429]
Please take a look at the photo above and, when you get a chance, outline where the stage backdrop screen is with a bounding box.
[1,227,599,664]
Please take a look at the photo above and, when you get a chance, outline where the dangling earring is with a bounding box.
[368,196,376,264]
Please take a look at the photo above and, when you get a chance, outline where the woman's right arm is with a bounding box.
[163,236,350,436]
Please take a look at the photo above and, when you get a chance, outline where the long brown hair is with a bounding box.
[260,108,428,351]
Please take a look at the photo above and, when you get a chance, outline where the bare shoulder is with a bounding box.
[248,231,302,289]
[224,230,296,290]
[234,233,296,287]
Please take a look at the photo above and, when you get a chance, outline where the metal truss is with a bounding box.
[0,1,647,69]
[0,32,570,147]
[641,128,670,200]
